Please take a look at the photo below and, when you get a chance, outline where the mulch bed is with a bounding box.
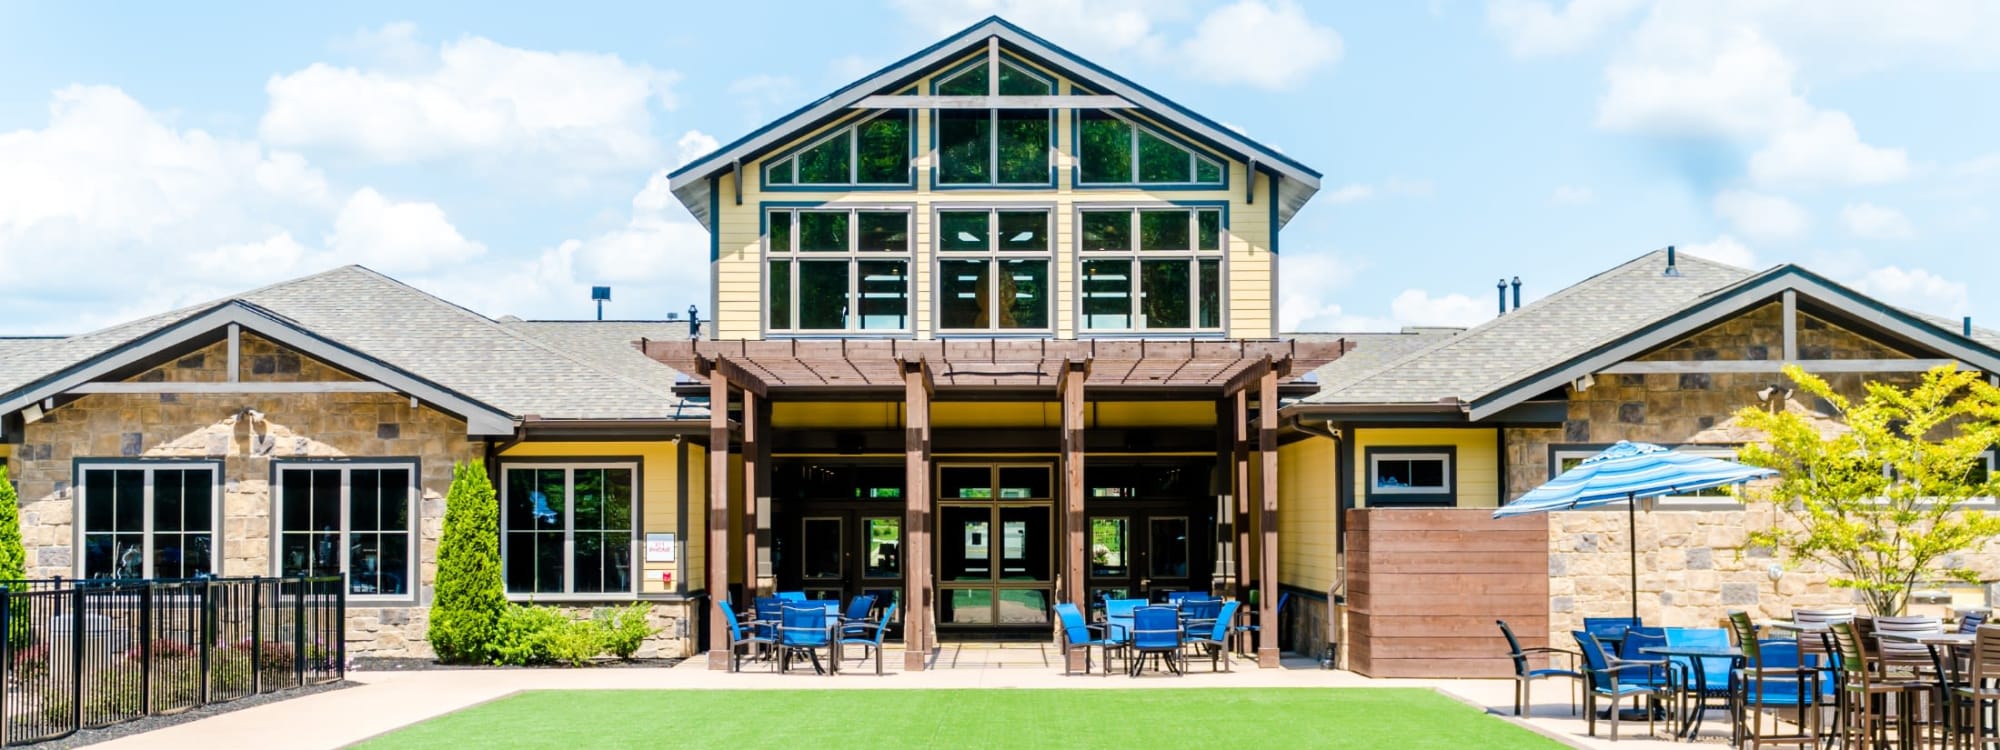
[351,657,686,671]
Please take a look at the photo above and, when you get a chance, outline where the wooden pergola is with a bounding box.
[641,338,1348,671]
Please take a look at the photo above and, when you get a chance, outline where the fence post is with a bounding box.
[293,576,306,688]
[249,577,261,695]
[197,579,211,706]
[70,584,83,735]
[1,585,11,746]
[336,572,347,680]
[139,584,153,717]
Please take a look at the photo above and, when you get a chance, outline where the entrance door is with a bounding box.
[935,464,1054,633]
[1083,461,1217,603]
[769,462,906,632]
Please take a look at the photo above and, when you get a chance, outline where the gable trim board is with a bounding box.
[667,16,1320,229]
[1466,266,2000,421]
[0,300,517,436]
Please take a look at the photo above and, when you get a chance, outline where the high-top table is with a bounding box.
[1640,644,1743,741]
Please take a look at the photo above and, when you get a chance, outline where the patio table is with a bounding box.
[1640,644,1742,741]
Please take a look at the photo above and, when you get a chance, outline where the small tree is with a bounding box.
[0,466,27,647]
[1737,364,2000,615]
[427,460,508,663]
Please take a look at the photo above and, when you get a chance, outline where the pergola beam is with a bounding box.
[1223,355,1291,397]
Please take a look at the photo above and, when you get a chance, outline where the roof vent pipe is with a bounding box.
[1510,277,1522,311]
[1496,278,1507,317]
[1664,245,1681,277]
[1966,316,1975,337]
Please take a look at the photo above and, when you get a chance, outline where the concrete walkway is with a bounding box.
[87,651,1746,749]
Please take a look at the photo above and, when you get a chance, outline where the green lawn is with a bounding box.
[357,688,1561,749]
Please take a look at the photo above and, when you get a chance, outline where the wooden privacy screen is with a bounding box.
[1345,508,1548,678]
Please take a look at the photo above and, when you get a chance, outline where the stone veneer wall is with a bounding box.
[10,334,699,659]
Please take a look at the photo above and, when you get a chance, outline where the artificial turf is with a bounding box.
[357,688,1562,749]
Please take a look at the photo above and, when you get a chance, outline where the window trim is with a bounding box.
[931,205,1056,335]
[1363,447,1456,507]
[498,460,642,601]
[1073,203,1230,335]
[928,53,1057,190]
[1545,443,1747,510]
[73,458,224,580]
[762,204,917,336]
[1072,109,1229,190]
[758,106,917,191]
[269,459,420,603]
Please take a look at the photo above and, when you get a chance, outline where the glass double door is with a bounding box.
[791,509,904,629]
[1086,504,1213,603]
[935,464,1054,631]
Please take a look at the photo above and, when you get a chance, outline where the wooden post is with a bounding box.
[706,369,733,670]
[903,360,933,672]
[1061,361,1088,673]
[1257,369,1281,668]
[1233,389,1250,603]
[753,396,774,594]
[1214,399,1233,596]
[741,388,760,599]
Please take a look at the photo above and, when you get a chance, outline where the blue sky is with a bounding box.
[2,1,1997,335]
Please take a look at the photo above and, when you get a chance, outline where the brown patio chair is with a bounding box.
[1498,619,1580,717]
[1727,611,1822,750]
[1945,624,2000,750]
[1830,620,1932,749]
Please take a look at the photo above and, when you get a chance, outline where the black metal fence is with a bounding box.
[0,575,345,745]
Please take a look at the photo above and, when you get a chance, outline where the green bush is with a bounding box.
[490,605,607,667]
[427,461,507,664]
[0,466,28,648]
[595,603,657,660]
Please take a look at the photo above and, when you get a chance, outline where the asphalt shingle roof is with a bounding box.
[1306,249,1753,405]
[0,266,690,421]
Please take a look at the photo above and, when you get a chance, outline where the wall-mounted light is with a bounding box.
[22,404,43,424]
[1572,374,1596,394]
[1766,563,1785,582]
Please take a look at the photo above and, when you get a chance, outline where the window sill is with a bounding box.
[506,593,642,604]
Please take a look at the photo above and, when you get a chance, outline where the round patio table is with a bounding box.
[1641,644,1743,741]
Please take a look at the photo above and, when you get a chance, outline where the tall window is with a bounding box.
[764,110,912,187]
[936,208,1051,331]
[766,208,912,333]
[1078,207,1225,332]
[502,464,636,596]
[1077,110,1224,186]
[78,463,217,579]
[275,463,415,598]
[934,57,1052,186]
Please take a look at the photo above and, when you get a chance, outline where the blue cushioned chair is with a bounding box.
[1618,628,1676,693]
[1234,592,1289,655]
[778,604,833,676]
[753,596,787,643]
[1584,616,1643,648]
[1185,600,1240,672]
[1104,598,1147,644]
[716,599,774,673]
[1501,619,1579,716]
[1130,606,1184,677]
[838,593,877,635]
[1663,627,1735,731]
[1575,630,1669,742]
[1728,611,1824,748]
[836,602,896,675]
[1055,602,1123,676]
[775,591,808,603]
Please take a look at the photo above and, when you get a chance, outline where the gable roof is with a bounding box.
[1300,249,2000,421]
[0,267,693,434]
[668,15,1322,229]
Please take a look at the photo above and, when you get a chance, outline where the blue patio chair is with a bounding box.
[836,602,897,676]
[1500,619,1579,717]
[1233,592,1288,655]
[838,593,879,638]
[1726,611,1823,748]
[753,596,787,643]
[1055,602,1124,676]
[1185,601,1241,672]
[778,604,834,676]
[1574,630,1669,742]
[1129,606,1184,677]
[1104,598,1147,644]
[1662,628,1734,728]
[716,599,774,673]
[775,591,808,603]
[1583,616,1642,649]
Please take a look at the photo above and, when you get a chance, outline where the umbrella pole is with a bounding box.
[1628,493,1639,621]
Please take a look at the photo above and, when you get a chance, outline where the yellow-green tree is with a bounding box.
[1737,364,2000,615]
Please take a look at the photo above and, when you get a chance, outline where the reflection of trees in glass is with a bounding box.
[765,110,910,186]
[937,110,989,184]
[937,210,1049,331]
[856,111,909,183]
[934,57,1050,184]
[1078,111,1130,183]
[1139,210,1190,250]
[996,110,1048,183]
[797,262,849,329]
[1079,209,1225,331]
[1076,110,1224,185]
[1140,261,1191,329]
[769,209,911,332]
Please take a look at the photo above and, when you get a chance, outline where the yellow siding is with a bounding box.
[1278,436,1337,592]
[1091,401,1215,428]
[499,441,688,594]
[687,443,706,595]
[773,402,903,429]
[1350,428,1501,509]
[709,51,1276,341]
[934,402,1060,428]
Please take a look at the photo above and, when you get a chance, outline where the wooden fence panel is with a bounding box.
[1345,508,1547,679]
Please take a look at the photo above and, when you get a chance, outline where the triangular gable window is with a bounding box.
[1077,110,1224,186]
[764,100,913,187]
[934,56,1054,186]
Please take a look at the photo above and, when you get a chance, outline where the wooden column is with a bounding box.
[740,388,760,598]
[1061,361,1088,672]
[1214,399,1234,595]
[705,371,733,670]
[1233,389,1250,603]
[903,360,933,672]
[752,396,774,593]
[1257,369,1281,668]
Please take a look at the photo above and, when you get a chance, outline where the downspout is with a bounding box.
[1290,415,1345,669]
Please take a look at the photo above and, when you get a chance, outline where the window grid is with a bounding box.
[1076,110,1226,187]
[763,109,913,187]
[273,463,416,599]
[934,207,1054,333]
[932,54,1054,187]
[77,464,219,580]
[765,207,914,334]
[1076,207,1226,333]
[500,463,639,598]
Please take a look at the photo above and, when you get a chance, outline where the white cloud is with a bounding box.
[1851,265,1969,317]
[260,24,679,170]
[1748,111,1910,186]
[675,130,719,169]
[1277,251,1365,330]
[1549,185,1595,205]
[1679,235,1757,268]
[1326,184,1374,203]
[1389,289,1492,328]
[1177,1,1344,90]
[1598,27,1810,138]
[1713,189,1809,240]
[325,188,485,273]
[889,0,1179,61]
[1840,202,1914,240]
[192,232,310,276]
[1486,0,1645,57]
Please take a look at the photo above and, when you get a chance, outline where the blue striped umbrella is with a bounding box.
[1494,441,1776,618]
